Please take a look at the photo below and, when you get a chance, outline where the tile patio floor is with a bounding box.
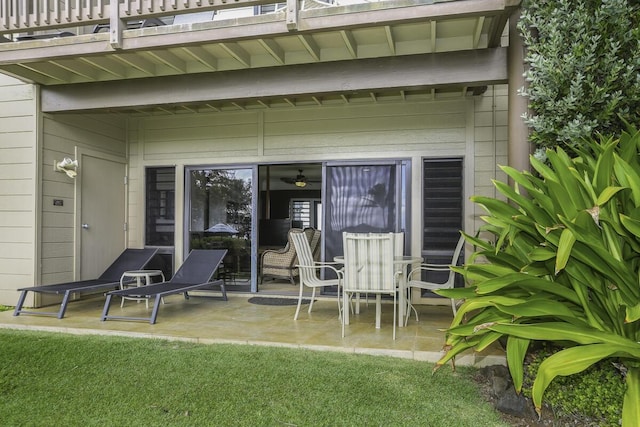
[0,289,505,366]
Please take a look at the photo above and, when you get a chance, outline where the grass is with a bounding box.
[0,330,509,426]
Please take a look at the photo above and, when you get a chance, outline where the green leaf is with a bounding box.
[506,336,529,392]
[620,214,640,238]
[495,299,586,326]
[528,247,555,261]
[596,186,625,206]
[555,228,576,274]
[614,155,640,206]
[488,322,640,349]
[592,141,616,191]
[626,303,640,324]
[474,330,503,352]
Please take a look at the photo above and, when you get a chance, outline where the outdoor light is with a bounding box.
[54,157,79,178]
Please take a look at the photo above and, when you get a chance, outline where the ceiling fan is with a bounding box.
[280,169,320,187]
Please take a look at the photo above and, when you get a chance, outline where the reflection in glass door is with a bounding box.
[186,167,254,288]
[324,162,408,270]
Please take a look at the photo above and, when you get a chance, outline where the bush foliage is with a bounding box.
[523,344,625,426]
[519,0,640,148]
[435,129,640,426]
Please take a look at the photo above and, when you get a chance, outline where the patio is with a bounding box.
[0,287,505,366]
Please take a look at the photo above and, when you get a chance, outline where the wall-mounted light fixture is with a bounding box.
[54,157,79,178]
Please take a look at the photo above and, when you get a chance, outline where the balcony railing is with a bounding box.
[0,0,306,44]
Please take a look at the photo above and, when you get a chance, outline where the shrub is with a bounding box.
[518,0,640,148]
[523,344,624,425]
[434,129,640,426]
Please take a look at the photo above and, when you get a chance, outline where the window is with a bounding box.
[291,199,321,229]
[421,158,464,288]
[145,167,175,246]
[422,158,463,252]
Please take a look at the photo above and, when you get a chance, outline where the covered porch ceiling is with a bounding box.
[0,0,521,114]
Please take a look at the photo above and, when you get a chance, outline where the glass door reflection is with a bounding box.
[187,168,253,286]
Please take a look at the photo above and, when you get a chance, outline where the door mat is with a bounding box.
[247,297,311,306]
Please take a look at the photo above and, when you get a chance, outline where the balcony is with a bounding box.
[0,0,520,113]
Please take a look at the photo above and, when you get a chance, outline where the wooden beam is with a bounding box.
[219,42,250,67]
[340,30,357,58]
[257,38,285,65]
[180,46,218,70]
[286,0,298,31]
[109,0,123,49]
[384,25,395,55]
[41,48,508,112]
[298,34,320,62]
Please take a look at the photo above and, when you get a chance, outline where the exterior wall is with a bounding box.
[0,75,38,305]
[127,95,509,264]
[0,82,508,307]
[36,113,126,306]
[472,84,509,233]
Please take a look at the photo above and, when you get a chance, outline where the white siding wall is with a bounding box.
[38,114,126,305]
[0,85,508,306]
[0,75,37,305]
[473,85,509,232]
[128,97,510,261]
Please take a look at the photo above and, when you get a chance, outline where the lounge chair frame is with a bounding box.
[13,248,158,319]
[101,249,227,324]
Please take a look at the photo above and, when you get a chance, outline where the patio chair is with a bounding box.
[13,248,158,319]
[290,230,342,320]
[100,249,227,324]
[404,234,465,325]
[260,227,320,284]
[341,232,401,340]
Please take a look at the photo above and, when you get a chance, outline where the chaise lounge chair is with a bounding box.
[100,249,227,324]
[14,248,159,319]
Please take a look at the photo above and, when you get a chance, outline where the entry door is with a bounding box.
[76,149,127,280]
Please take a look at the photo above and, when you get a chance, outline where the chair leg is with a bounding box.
[13,290,28,316]
[307,288,317,314]
[342,290,349,338]
[293,280,305,320]
[405,302,419,326]
[392,293,396,340]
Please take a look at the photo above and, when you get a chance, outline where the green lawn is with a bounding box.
[0,330,508,426]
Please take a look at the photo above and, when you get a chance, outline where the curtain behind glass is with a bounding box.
[324,165,396,265]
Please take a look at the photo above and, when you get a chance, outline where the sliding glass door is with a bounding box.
[186,167,256,288]
[323,161,409,270]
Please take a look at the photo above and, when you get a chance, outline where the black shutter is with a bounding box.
[421,158,463,288]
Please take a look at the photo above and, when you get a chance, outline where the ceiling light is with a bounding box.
[294,170,307,187]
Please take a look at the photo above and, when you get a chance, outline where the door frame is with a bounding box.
[73,146,128,279]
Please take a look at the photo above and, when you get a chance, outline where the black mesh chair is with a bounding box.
[14,248,158,319]
[101,249,227,324]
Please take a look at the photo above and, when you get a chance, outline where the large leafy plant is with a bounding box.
[436,129,640,425]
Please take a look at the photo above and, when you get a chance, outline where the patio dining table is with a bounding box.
[333,255,422,328]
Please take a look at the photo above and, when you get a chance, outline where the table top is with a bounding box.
[121,270,164,276]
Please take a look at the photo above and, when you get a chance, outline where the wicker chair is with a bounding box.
[260,228,320,284]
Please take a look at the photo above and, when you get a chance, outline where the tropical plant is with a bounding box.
[518,0,640,149]
[435,128,640,425]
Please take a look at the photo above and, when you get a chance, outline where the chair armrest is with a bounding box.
[408,265,452,280]
[295,263,343,277]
